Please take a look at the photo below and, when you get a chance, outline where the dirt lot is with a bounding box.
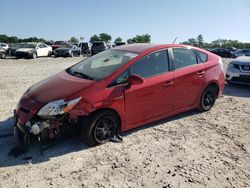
[0,57,249,188]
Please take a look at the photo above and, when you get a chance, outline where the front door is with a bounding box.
[124,50,174,128]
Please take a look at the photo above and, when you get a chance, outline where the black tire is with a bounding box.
[198,85,218,112]
[81,110,119,146]
[0,52,6,59]
[48,51,52,57]
[32,52,37,59]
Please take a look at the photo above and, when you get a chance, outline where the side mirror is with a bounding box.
[127,74,144,85]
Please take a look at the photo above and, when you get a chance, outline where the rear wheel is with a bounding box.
[48,51,52,57]
[0,52,6,59]
[81,110,119,146]
[198,85,218,112]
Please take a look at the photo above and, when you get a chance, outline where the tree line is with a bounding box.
[1,33,249,49]
[0,33,151,44]
[182,34,250,49]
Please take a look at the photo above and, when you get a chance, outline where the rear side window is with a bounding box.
[172,48,198,69]
[194,50,208,63]
[131,50,169,78]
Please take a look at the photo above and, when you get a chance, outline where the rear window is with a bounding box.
[93,42,105,47]
[54,41,65,45]
[194,50,208,63]
[172,48,198,69]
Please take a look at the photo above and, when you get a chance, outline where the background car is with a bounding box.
[15,42,52,59]
[54,44,81,57]
[115,42,126,46]
[8,43,25,56]
[0,43,9,51]
[226,51,250,84]
[233,49,250,58]
[78,42,90,54]
[52,41,68,52]
[210,48,235,58]
[91,41,108,55]
[0,48,7,59]
[225,47,238,53]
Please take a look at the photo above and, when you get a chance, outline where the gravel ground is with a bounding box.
[0,57,249,188]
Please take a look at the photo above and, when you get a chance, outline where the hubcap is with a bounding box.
[94,116,116,144]
[203,91,215,107]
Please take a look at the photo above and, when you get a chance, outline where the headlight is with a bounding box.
[37,97,81,117]
[28,50,33,53]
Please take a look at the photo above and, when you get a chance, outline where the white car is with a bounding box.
[0,43,9,50]
[226,52,250,84]
[15,42,52,59]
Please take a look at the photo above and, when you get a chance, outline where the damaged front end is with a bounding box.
[13,97,83,152]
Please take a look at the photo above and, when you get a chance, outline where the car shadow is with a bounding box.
[122,109,200,137]
[0,117,14,138]
[0,109,201,168]
[223,83,250,98]
[0,133,90,168]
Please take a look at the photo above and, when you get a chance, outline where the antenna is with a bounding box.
[172,37,177,44]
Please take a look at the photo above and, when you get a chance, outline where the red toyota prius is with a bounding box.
[14,44,225,148]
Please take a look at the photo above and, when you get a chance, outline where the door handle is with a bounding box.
[197,70,205,75]
[162,81,173,87]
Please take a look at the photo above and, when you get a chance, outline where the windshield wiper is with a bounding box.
[72,71,94,80]
[67,69,94,80]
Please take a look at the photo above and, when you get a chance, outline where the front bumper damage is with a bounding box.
[13,107,80,155]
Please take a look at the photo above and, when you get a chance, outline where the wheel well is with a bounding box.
[88,108,122,129]
[206,82,219,97]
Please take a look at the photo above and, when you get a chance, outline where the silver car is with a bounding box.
[226,52,250,84]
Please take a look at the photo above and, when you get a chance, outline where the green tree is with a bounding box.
[90,34,100,43]
[182,38,198,46]
[70,37,79,44]
[114,37,123,43]
[127,34,151,43]
[197,34,204,48]
[99,33,112,43]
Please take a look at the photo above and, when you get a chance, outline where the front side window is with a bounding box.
[172,48,198,69]
[109,70,129,87]
[130,50,169,78]
[67,50,138,80]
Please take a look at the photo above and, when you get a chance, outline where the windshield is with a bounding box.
[54,41,65,45]
[22,43,37,48]
[67,50,138,80]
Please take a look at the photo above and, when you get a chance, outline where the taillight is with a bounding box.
[218,57,224,72]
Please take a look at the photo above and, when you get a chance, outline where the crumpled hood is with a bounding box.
[24,71,94,103]
[16,48,34,52]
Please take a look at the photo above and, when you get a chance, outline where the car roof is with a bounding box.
[113,43,194,53]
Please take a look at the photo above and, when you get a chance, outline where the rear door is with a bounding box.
[124,50,174,127]
[171,48,205,110]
